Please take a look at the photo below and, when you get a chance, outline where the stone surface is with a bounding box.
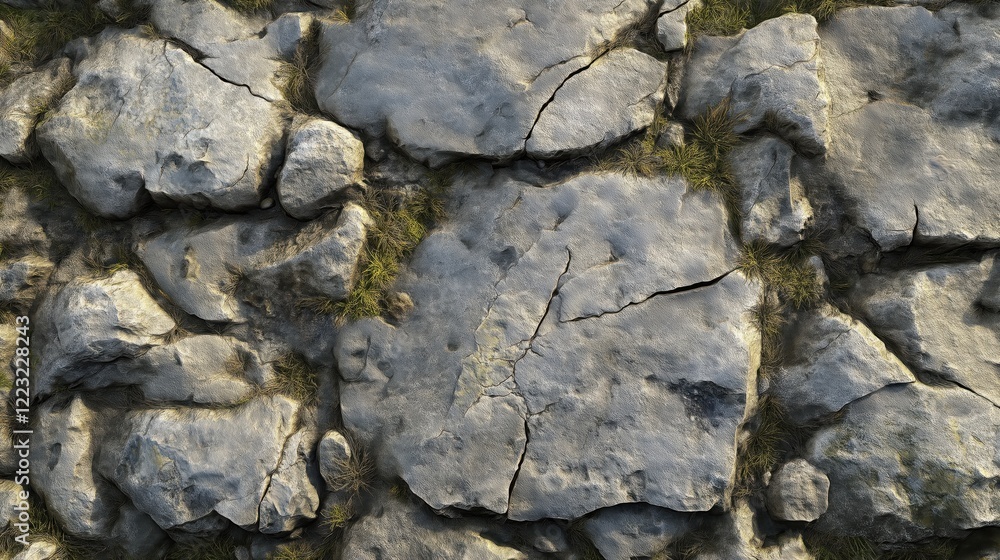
[0,480,24,529]
[12,539,59,560]
[33,270,175,396]
[0,58,72,164]
[98,395,300,531]
[258,425,322,534]
[770,304,915,424]
[804,5,1000,251]
[252,203,371,302]
[314,0,657,164]
[809,383,1000,542]
[37,29,284,218]
[525,48,668,159]
[341,494,529,560]
[0,256,54,303]
[31,397,122,540]
[109,504,171,560]
[730,134,812,247]
[137,0,262,49]
[848,255,1000,408]
[582,504,694,560]
[656,0,700,52]
[277,117,365,220]
[766,459,830,522]
[680,13,828,156]
[335,169,756,519]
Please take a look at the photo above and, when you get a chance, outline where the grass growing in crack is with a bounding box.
[268,353,320,404]
[321,500,356,532]
[220,0,274,14]
[0,160,61,206]
[331,0,358,22]
[334,169,451,322]
[599,99,743,223]
[732,394,789,498]
[0,494,111,560]
[328,438,376,496]
[277,20,322,114]
[220,264,250,299]
[739,240,823,308]
[804,533,958,560]
[166,535,240,560]
[686,0,897,41]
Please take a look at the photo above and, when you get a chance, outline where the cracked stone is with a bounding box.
[798,5,1000,251]
[770,303,915,425]
[809,383,1000,542]
[656,0,700,52]
[0,58,72,164]
[313,0,656,164]
[679,13,828,156]
[525,48,668,159]
[334,167,753,518]
[848,253,1000,409]
[37,28,284,218]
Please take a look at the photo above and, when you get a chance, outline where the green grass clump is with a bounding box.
[277,21,321,114]
[733,394,789,497]
[321,500,355,532]
[268,353,320,404]
[739,240,822,308]
[334,171,450,322]
[219,0,274,14]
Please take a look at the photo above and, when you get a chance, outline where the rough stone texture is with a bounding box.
[582,504,694,560]
[33,270,175,396]
[0,58,72,164]
[0,480,24,529]
[37,29,284,218]
[31,397,122,540]
[335,169,756,519]
[98,395,300,531]
[277,117,366,221]
[314,0,657,164]
[803,5,1000,251]
[258,425,322,534]
[12,540,59,560]
[0,256,54,303]
[656,0,700,52]
[139,205,368,323]
[509,272,760,520]
[317,430,352,490]
[341,495,529,560]
[730,134,812,247]
[848,255,1000,408]
[766,459,830,522]
[770,304,915,424]
[136,0,262,49]
[695,501,814,560]
[525,49,668,159]
[680,13,828,156]
[252,203,371,302]
[809,383,1000,542]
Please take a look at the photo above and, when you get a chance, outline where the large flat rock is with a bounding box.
[335,168,758,519]
[314,0,658,164]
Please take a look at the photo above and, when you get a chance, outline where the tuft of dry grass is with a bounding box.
[277,20,322,115]
[739,240,823,309]
[268,353,320,404]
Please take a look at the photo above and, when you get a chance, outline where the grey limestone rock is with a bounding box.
[770,304,915,425]
[32,396,123,540]
[314,0,659,164]
[341,494,529,560]
[848,254,1000,409]
[525,48,668,159]
[317,430,352,490]
[335,168,757,520]
[258,425,322,534]
[730,134,812,248]
[766,459,830,522]
[804,5,1000,251]
[99,395,300,531]
[0,58,72,164]
[656,0,701,52]
[809,383,1000,542]
[37,29,284,218]
[33,270,175,396]
[582,504,694,560]
[277,117,366,221]
[680,13,828,156]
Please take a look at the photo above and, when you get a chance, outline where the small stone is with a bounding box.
[317,430,352,490]
[260,197,275,210]
[656,0,701,52]
[655,121,686,150]
[766,459,830,522]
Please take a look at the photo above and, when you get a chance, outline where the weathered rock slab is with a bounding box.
[766,459,830,522]
[0,58,72,164]
[277,117,365,220]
